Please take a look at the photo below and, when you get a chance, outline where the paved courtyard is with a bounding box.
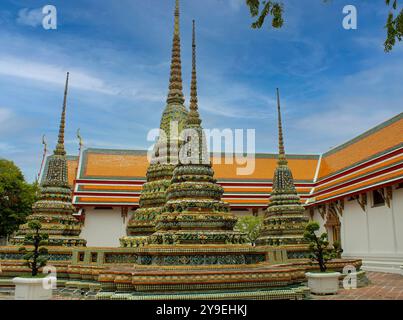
[313,272,403,300]
[1,272,402,300]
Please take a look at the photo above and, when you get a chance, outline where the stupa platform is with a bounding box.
[0,246,73,280]
[0,244,364,299]
[63,246,362,300]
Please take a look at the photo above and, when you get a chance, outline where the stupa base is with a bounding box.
[95,285,310,300]
[120,236,150,248]
[10,236,86,247]
[0,244,364,300]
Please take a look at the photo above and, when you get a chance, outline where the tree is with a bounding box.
[303,222,337,272]
[385,0,403,51]
[234,215,264,245]
[245,0,403,52]
[0,159,38,240]
[19,221,49,277]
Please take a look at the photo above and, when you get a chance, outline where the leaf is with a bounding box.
[246,0,260,17]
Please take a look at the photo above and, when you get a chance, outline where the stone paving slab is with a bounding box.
[313,272,403,300]
[1,272,402,300]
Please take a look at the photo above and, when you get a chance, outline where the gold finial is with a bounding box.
[167,0,184,104]
[54,72,69,156]
[77,128,83,152]
[276,88,287,165]
[37,134,48,183]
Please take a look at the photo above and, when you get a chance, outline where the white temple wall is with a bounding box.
[392,186,403,254]
[342,199,369,255]
[80,207,128,247]
[310,209,326,234]
[313,184,403,274]
[231,209,252,217]
[231,208,266,218]
[366,191,395,254]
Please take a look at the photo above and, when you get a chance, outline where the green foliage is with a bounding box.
[234,215,263,245]
[246,0,283,29]
[384,0,403,52]
[332,240,343,259]
[0,159,38,239]
[244,0,402,52]
[19,220,49,277]
[303,222,336,272]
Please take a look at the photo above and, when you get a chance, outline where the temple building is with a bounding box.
[14,0,403,274]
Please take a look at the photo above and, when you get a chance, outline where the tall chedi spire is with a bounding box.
[256,89,308,252]
[150,21,246,245]
[54,72,69,156]
[122,0,188,247]
[11,72,86,247]
[167,0,185,105]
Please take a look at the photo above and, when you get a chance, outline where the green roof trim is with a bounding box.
[84,148,148,155]
[210,152,319,160]
[77,186,141,192]
[323,112,403,158]
[217,178,314,183]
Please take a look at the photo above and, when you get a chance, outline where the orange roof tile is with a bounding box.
[318,113,403,179]
[66,157,78,186]
[78,149,319,182]
[211,155,318,181]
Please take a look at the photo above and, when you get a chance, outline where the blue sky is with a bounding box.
[0,0,402,182]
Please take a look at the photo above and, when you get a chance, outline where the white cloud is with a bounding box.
[291,60,403,153]
[0,107,12,124]
[0,51,166,105]
[0,142,22,154]
[227,0,243,11]
[0,56,117,95]
[66,138,139,150]
[16,8,43,27]
[0,107,15,134]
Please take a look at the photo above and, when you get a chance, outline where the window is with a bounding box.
[372,190,385,207]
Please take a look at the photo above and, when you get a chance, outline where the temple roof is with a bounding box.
[318,113,402,179]
[310,112,403,204]
[53,112,402,208]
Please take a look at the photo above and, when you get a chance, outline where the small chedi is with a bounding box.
[256,89,309,255]
[150,20,247,246]
[121,0,188,247]
[10,73,86,247]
